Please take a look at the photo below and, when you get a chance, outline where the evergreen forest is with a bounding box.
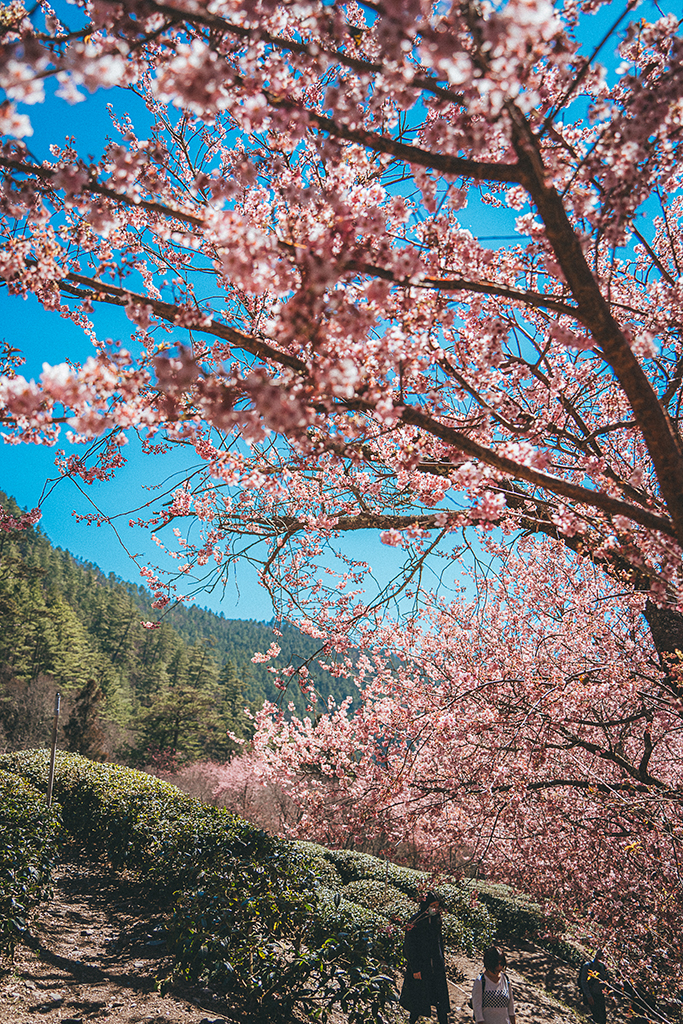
[0,493,353,765]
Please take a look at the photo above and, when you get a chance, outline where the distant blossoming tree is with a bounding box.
[1,0,683,994]
[157,754,298,832]
[254,537,683,994]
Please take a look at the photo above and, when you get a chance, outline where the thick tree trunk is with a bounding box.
[643,600,683,693]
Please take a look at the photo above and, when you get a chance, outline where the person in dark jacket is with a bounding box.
[579,949,609,1024]
[399,891,450,1024]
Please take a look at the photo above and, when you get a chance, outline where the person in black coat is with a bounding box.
[579,949,609,1024]
[399,891,450,1024]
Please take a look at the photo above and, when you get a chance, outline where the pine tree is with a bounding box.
[63,678,106,760]
[42,597,97,691]
[218,659,251,739]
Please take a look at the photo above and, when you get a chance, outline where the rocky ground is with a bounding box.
[0,861,618,1024]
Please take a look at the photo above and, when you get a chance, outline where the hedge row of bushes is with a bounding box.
[0,749,266,881]
[0,768,61,955]
[322,847,429,895]
[466,880,564,940]
[0,751,579,1020]
[0,751,397,1023]
[466,880,588,965]
[295,843,496,956]
[221,836,554,956]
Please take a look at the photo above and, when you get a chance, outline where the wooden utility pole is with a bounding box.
[47,692,60,809]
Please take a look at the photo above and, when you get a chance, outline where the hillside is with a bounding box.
[0,492,356,763]
[0,752,601,1024]
[1,861,589,1024]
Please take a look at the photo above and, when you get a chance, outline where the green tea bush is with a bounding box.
[312,850,500,958]
[293,840,344,889]
[343,879,409,914]
[463,880,561,940]
[326,849,428,896]
[0,749,266,882]
[440,914,476,954]
[170,868,398,1022]
[339,879,489,957]
[381,864,430,898]
[319,883,490,964]
[0,769,61,954]
[314,885,401,961]
[168,844,315,1010]
[541,936,587,966]
[465,881,573,958]
[322,857,495,955]
[384,896,418,924]
[434,884,495,950]
[320,851,545,951]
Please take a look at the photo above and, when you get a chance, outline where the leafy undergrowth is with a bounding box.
[0,768,61,955]
[0,750,587,1024]
[0,858,586,1024]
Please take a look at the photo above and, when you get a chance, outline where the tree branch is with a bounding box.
[57,272,308,374]
[342,257,585,321]
[508,106,683,546]
[397,403,675,536]
[0,156,205,228]
[300,110,521,184]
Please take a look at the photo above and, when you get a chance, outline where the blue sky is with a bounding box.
[0,0,673,620]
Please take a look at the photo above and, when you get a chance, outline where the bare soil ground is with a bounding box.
[446,945,589,1023]
[0,861,613,1024]
[0,862,220,1024]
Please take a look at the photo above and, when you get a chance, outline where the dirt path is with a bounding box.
[0,863,222,1024]
[1,862,606,1024]
[447,945,585,1023]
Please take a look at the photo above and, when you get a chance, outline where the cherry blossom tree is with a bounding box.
[2,0,683,994]
[0,0,682,648]
[156,753,299,831]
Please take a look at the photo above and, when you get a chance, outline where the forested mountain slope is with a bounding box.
[0,493,353,762]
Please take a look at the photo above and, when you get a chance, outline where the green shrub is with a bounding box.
[314,885,402,961]
[383,896,417,922]
[382,864,430,898]
[293,840,344,889]
[170,869,398,1023]
[343,879,409,914]
[433,884,495,950]
[315,884,476,960]
[342,879,417,937]
[463,880,561,940]
[326,849,428,896]
[0,769,61,954]
[338,879,490,957]
[441,914,476,954]
[540,936,587,965]
[168,844,316,1007]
